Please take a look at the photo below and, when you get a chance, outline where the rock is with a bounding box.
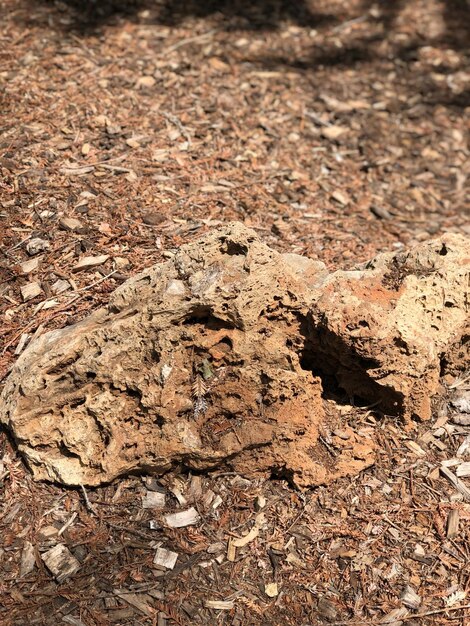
[26,238,49,256]
[311,235,469,426]
[0,223,467,488]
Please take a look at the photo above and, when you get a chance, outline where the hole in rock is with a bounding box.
[70,397,86,409]
[297,316,403,415]
[220,237,250,256]
[181,307,236,331]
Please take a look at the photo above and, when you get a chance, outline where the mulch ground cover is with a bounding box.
[0,0,469,624]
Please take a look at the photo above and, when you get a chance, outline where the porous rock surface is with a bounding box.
[0,223,468,487]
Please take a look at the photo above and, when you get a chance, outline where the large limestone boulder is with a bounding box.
[0,223,467,487]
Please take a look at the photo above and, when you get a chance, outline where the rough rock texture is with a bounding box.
[0,224,468,487]
[311,236,469,426]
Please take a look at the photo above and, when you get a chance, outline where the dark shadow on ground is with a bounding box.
[20,0,470,108]
[31,0,338,33]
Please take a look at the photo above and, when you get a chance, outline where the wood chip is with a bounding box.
[72,255,109,272]
[456,462,470,477]
[440,466,470,501]
[19,540,36,577]
[164,507,200,528]
[227,539,236,562]
[331,190,350,206]
[370,204,392,220]
[14,333,30,355]
[401,585,421,609]
[204,600,234,610]
[142,490,166,509]
[19,257,39,274]
[60,165,95,176]
[21,281,42,302]
[41,543,81,583]
[59,217,83,231]
[231,513,265,548]
[114,590,155,617]
[404,440,426,457]
[447,508,460,539]
[51,279,71,295]
[153,547,178,570]
[380,607,408,625]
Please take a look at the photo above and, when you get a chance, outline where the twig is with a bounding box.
[166,28,218,53]
[80,484,98,515]
[58,512,78,536]
[75,269,117,293]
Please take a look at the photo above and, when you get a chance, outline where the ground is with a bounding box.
[0,0,469,624]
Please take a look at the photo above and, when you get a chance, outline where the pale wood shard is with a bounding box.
[19,257,39,275]
[401,585,421,609]
[142,491,166,509]
[456,462,470,477]
[20,282,42,302]
[264,582,278,598]
[153,547,178,570]
[164,507,200,528]
[447,508,460,539]
[231,513,265,548]
[41,543,81,583]
[440,466,470,501]
[227,539,236,562]
[204,600,234,610]
[72,255,110,272]
[51,279,71,295]
[19,540,36,577]
[114,590,155,617]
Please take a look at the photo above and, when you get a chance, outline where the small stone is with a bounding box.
[136,75,156,88]
[21,282,42,302]
[321,125,348,140]
[142,212,165,226]
[265,582,278,597]
[26,238,49,256]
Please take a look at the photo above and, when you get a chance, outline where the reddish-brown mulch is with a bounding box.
[0,0,469,624]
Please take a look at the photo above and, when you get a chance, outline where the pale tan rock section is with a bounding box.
[0,223,467,486]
